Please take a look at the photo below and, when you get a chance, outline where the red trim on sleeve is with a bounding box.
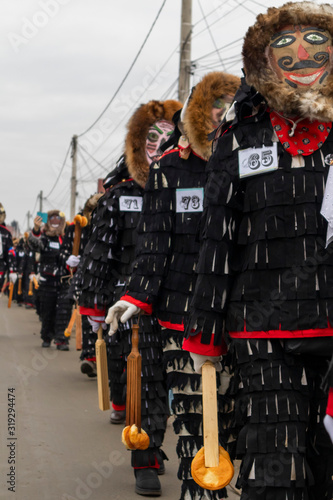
[79,306,106,316]
[327,388,333,417]
[182,332,225,356]
[32,228,41,237]
[121,295,153,315]
[158,319,184,331]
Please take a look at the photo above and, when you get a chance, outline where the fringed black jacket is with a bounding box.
[185,92,333,349]
[122,148,207,331]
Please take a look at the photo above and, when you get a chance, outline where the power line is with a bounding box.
[233,0,258,16]
[196,0,226,70]
[83,2,247,165]
[192,37,243,63]
[247,0,269,8]
[77,0,167,139]
[193,3,243,40]
[77,149,95,180]
[79,144,109,172]
[44,142,71,199]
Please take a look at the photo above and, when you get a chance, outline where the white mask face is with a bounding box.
[145,120,174,164]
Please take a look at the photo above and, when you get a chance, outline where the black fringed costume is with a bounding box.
[76,156,169,471]
[28,211,66,344]
[122,73,240,500]
[20,238,38,308]
[0,220,16,289]
[184,5,333,496]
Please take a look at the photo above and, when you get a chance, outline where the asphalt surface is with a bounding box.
[0,297,240,500]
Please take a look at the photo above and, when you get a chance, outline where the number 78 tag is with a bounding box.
[238,143,278,178]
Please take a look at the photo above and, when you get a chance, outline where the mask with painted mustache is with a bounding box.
[278,52,329,72]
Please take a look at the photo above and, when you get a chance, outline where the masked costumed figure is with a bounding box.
[183,3,333,499]
[0,203,17,292]
[20,232,39,309]
[56,193,103,356]
[106,72,240,500]
[29,210,66,348]
[77,99,182,496]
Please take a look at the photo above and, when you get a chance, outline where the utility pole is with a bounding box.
[39,190,43,212]
[70,135,78,220]
[178,0,192,103]
[27,210,31,231]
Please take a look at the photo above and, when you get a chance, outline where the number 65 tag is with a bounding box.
[238,143,278,178]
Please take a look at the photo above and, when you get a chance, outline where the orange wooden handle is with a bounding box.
[64,308,77,337]
[131,323,140,353]
[8,282,14,308]
[72,222,82,256]
[18,278,22,295]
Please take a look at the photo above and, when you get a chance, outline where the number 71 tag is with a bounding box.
[238,143,278,178]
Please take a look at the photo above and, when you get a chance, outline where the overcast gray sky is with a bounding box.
[2,0,312,231]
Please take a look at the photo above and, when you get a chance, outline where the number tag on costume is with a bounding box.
[238,143,278,178]
[176,188,204,213]
[49,241,60,250]
[119,196,143,212]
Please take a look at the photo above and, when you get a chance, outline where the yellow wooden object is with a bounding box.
[95,326,110,411]
[64,307,77,337]
[8,282,14,308]
[191,361,234,490]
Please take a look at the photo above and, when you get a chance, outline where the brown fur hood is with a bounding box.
[125,100,182,187]
[82,193,103,224]
[242,2,333,120]
[0,203,6,225]
[182,72,240,160]
[44,210,66,237]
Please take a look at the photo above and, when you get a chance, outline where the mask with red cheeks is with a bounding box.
[145,120,174,164]
[267,24,332,90]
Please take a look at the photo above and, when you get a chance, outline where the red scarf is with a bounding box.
[270,111,331,156]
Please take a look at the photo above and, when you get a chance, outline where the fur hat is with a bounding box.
[242,2,333,120]
[0,203,5,225]
[125,100,182,187]
[182,71,240,160]
[82,193,104,223]
[44,210,66,237]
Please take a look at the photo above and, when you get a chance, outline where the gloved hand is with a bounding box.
[9,272,18,285]
[190,352,222,374]
[66,254,81,268]
[87,316,108,333]
[105,300,141,335]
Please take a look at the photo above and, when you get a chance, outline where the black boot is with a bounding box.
[110,409,126,424]
[134,468,161,496]
[57,342,69,351]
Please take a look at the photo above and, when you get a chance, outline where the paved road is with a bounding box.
[0,298,240,500]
